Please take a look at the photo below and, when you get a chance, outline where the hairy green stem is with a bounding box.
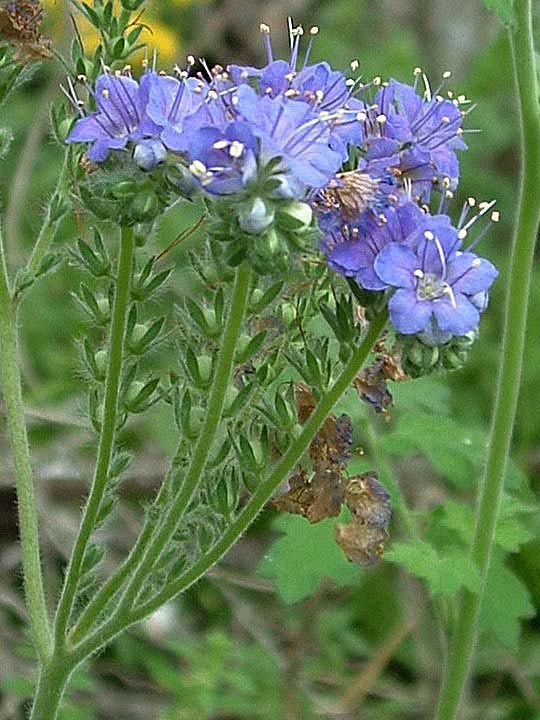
[75,307,388,658]
[110,262,252,616]
[29,652,71,720]
[70,264,252,645]
[435,3,540,718]
[69,445,182,645]
[53,226,135,645]
[24,151,70,284]
[0,226,52,661]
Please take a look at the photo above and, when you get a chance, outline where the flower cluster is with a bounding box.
[65,21,498,348]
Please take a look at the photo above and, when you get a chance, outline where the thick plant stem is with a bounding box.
[53,226,135,645]
[0,227,51,661]
[29,654,71,720]
[434,3,540,719]
[75,307,388,658]
[109,262,253,617]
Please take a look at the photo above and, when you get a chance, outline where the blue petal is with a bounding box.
[146,74,180,126]
[87,138,125,162]
[356,265,388,291]
[432,294,480,335]
[388,289,432,334]
[328,242,366,275]
[67,115,108,143]
[446,253,499,295]
[95,74,140,133]
[374,243,417,289]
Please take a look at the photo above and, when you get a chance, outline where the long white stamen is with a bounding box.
[422,73,432,101]
[444,284,457,308]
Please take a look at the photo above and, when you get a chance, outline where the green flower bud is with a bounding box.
[250,289,264,307]
[125,381,146,406]
[96,297,110,322]
[58,118,73,143]
[277,201,313,231]
[238,197,275,235]
[223,385,240,414]
[197,355,213,384]
[280,302,296,327]
[235,334,253,359]
[131,323,149,348]
[453,331,477,350]
[441,349,469,371]
[202,307,219,335]
[94,350,108,379]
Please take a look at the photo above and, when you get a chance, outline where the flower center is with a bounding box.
[415,271,446,301]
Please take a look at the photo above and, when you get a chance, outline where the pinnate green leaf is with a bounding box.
[441,497,536,553]
[381,412,525,489]
[480,557,535,648]
[258,513,361,604]
[385,539,481,597]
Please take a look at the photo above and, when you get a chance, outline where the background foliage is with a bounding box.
[0,0,539,718]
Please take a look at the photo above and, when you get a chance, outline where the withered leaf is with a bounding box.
[0,0,51,60]
[353,362,394,415]
[380,349,408,383]
[343,472,392,530]
[354,348,407,415]
[295,382,316,424]
[272,467,344,523]
[334,521,389,566]
[309,413,352,471]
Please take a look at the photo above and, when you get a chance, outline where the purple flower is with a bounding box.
[234,85,343,194]
[374,235,498,337]
[145,74,224,152]
[186,122,258,195]
[321,201,425,290]
[365,78,467,199]
[183,84,343,198]
[66,73,153,162]
[228,24,365,157]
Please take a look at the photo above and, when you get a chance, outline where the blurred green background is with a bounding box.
[1,1,539,718]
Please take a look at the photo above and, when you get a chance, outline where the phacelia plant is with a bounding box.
[0,3,538,720]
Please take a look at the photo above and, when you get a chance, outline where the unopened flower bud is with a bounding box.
[280,302,296,326]
[94,350,108,379]
[236,334,253,359]
[133,139,167,171]
[239,197,275,235]
[111,180,138,199]
[442,349,467,370]
[198,355,213,384]
[125,381,146,406]
[58,119,73,142]
[131,323,149,347]
[278,201,313,231]
[223,385,240,413]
